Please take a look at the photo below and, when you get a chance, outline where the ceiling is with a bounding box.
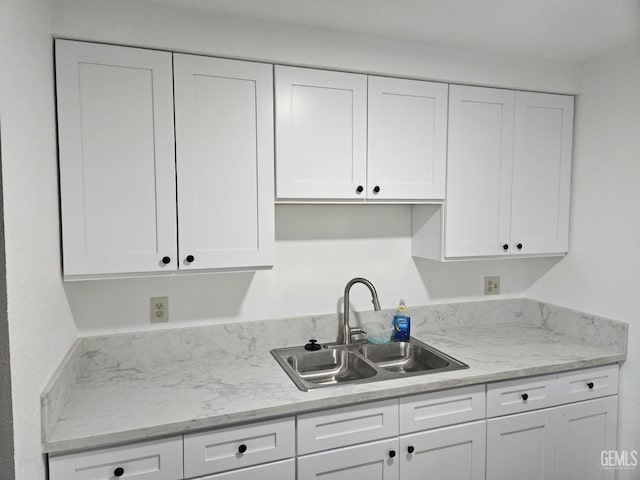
[139,0,640,62]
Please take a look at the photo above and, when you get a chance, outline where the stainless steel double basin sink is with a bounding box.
[271,338,468,391]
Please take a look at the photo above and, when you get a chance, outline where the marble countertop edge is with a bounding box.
[43,352,625,455]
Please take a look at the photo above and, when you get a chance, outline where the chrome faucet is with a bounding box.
[339,277,381,344]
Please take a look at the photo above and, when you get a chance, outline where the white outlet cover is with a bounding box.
[150,296,169,323]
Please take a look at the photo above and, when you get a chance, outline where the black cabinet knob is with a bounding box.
[502,244,509,250]
[186,255,195,263]
[356,185,364,194]
[587,382,594,390]
[389,450,396,458]
[408,445,415,454]
[238,444,247,454]
[373,186,381,194]
[522,393,529,401]
[113,467,125,477]
[517,243,523,250]
[161,256,171,264]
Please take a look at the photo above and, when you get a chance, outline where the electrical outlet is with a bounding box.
[150,296,169,323]
[484,276,501,295]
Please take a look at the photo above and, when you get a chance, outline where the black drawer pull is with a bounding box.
[408,445,415,454]
[587,382,594,390]
[238,444,247,454]
[389,450,396,458]
[521,393,529,401]
[113,467,125,478]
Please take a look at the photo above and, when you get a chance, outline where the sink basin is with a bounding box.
[359,342,454,373]
[286,349,377,386]
[271,338,468,391]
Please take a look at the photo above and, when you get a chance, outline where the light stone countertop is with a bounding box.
[42,299,627,454]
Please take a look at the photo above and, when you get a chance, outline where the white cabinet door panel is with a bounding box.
[556,396,618,480]
[56,40,177,276]
[367,76,448,200]
[297,438,399,480]
[400,421,486,480]
[487,409,556,480]
[445,85,515,258]
[174,54,274,269]
[275,66,367,199]
[197,459,295,480]
[511,92,573,255]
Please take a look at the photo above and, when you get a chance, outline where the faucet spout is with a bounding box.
[340,277,381,345]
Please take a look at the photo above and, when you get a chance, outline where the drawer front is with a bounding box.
[557,364,619,405]
[49,437,183,480]
[198,459,295,480]
[184,417,295,478]
[487,374,557,417]
[399,384,486,434]
[297,399,399,455]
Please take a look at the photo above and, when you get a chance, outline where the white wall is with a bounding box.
[50,0,573,336]
[66,205,559,334]
[0,1,78,479]
[52,0,581,94]
[527,43,640,477]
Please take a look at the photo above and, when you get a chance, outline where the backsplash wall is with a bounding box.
[65,205,560,335]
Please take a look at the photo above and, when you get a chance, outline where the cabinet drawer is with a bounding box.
[297,399,399,455]
[184,417,295,478]
[487,374,557,417]
[197,459,295,480]
[399,384,485,434]
[557,364,619,405]
[49,437,183,480]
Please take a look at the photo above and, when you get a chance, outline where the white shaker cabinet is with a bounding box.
[56,40,178,277]
[486,409,557,480]
[56,41,275,278]
[413,85,573,260]
[173,54,274,270]
[275,66,368,200]
[297,438,400,480]
[367,76,448,201]
[400,421,486,480]
[445,85,515,258]
[510,92,574,256]
[555,396,618,480]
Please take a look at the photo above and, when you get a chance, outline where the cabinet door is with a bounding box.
[197,459,295,480]
[275,66,367,199]
[174,54,274,270]
[297,438,399,480]
[510,92,574,255]
[400,421,486,480]
[445,85,515,258]
[556,396,618,480]
[367,76,448,200]
[56,40,177,277]
[487,408,556,480]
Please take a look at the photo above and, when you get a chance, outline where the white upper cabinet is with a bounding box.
[56,40,178,277]
[173,54,274,270]
[414,84,574,260]
[367,76,448,200]
[510,92,574,256]
[57,41,275,278]
[275,66,368,200]
[445,85,515,258]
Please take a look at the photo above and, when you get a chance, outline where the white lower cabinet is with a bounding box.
[297,438,399,480]
[194,459,295,480]
[400,420,486,480]
[555,396,618,480]
[487,408,557,480]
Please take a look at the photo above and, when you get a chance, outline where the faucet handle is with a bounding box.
[304,339,322,351]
